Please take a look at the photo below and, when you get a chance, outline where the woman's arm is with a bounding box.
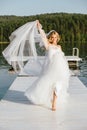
[37,20,49,50]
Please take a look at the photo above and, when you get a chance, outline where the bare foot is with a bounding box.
[52,91,57,111]
[52,106,56,111]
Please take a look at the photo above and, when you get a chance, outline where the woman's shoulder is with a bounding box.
[57,45,62,50]
[48,44,62,51]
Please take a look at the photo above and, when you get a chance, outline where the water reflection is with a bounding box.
[78,58,87,87]
[0,68,17,100]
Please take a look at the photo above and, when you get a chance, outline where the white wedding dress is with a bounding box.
[2,20,70,108]
[25,44,70,108]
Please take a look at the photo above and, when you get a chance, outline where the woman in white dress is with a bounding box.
[25,20,70,111]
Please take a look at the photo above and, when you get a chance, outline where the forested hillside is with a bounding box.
[0,13,87,56]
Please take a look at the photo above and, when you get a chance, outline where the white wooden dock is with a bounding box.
[27,55,82,62]
[0,73,87,130]
[66,56,82,62]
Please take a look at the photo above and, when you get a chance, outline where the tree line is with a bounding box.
[0,13,87,56]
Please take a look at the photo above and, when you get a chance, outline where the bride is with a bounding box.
[25,20,70,111]
[2,20,70,111]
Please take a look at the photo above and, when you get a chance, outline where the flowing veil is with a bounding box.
[2,20,45,74]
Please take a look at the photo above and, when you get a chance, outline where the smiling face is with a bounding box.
[50,34,58,45]
[47,31,60,45]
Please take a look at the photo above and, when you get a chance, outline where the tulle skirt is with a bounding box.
[25,52,70,108]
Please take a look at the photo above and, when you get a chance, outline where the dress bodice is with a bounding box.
[47,45,64,59]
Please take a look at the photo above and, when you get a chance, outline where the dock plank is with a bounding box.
[0,76,87,130]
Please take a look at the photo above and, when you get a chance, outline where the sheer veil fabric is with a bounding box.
[2,20,44,73]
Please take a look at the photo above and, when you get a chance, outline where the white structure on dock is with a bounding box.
[66,47,82,67]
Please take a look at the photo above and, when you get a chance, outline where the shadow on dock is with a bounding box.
[3,90,33,105]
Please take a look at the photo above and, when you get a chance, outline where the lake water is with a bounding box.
[0,43,87,100]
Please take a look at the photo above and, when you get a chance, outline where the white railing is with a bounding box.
[72,48,79,57]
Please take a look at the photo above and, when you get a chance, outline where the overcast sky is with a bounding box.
[0,0,87,16]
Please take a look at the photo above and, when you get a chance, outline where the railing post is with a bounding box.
[72,48,79,66]
[72,47,79,57]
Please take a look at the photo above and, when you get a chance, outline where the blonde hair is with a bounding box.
[47,30,60,44]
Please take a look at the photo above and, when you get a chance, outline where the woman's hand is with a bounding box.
[36,20,42,29]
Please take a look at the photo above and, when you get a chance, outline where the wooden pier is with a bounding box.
[0,72,87,130]
[0,47,85,130]
[66,48,82,67]
[66,55,82,68]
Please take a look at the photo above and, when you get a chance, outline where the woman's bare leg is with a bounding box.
[52,91,57,111]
